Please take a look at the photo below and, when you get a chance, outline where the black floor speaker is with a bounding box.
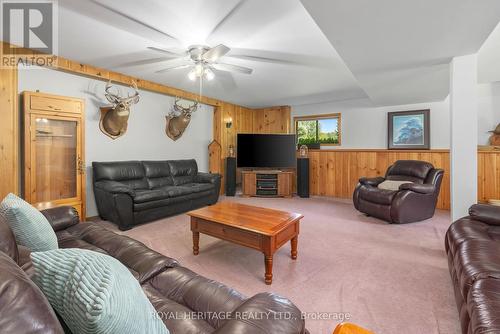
[297,158,309,198]
[225,157,236,196]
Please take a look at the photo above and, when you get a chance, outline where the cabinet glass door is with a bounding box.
[30,115,82,204]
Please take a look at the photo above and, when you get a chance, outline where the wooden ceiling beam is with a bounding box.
[2,41,223,106]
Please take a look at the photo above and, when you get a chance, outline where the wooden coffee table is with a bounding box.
[187,201,303,284]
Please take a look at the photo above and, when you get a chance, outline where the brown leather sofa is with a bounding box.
[0,206,308,334]
[353,160,444,223]
[446,204,500,334]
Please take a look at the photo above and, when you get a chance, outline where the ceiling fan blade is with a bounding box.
[89,0,179,42]
[202,44,231,63]
[212,68,238,91]
[207,0,247,38]
[226,54,299,65]
[147,47,186,57]
[116,57,179,68]
[155,64,191,74]
[213,63,253,74]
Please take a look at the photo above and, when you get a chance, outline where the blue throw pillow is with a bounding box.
[0,193,58,251]
[31,248,169,334]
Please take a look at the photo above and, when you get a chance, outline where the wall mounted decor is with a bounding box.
[388,109,430,150]
[489,123,500,146]
[99,81,140,139]
[165,98,199,141]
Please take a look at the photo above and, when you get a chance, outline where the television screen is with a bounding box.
[237,134,296,168]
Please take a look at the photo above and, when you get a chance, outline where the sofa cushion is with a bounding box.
[377,180,413,191]
[93,161,149,189]
[146,267,246,329]
[143,161,174,189]
[0,251,64,334]
[179,183,215,194]
[386,160,433,183]
[452,239,500,299]
[358,186,396,205]
[0,193,58,252]
[168,159,198,186]
[31,249,169,334]
[161,185,194,198]
[467,278,500,333]
[0,210,19,262]
[143,284,214,334]
[134,189,170,203]
[57,223,178,284]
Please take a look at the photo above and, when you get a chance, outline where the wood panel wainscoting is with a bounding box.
[305,149,500,210]
[478,148,500,204]
[306,149,451,209]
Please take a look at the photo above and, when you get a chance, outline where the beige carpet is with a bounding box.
[99,196,460,334]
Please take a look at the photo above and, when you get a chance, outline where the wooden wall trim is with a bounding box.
[3,41,223,106]
[0,62,18,199]
[307,149,450,153]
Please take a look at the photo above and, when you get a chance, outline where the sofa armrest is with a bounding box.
[399,183,435,194]
[359,177,385,187]
[214,292,306,334]
[94,180,135,196]
[195,172,221,184]
[469,204,500,225]
[40,206,80,232]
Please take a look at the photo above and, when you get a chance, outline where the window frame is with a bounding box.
[294,113,342,147]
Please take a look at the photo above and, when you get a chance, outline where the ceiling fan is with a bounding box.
[148,44,253,81]
[88,0,304,84]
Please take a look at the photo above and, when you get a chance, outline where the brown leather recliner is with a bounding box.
[353,160,444,224]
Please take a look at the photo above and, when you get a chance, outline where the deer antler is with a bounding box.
[173,97,199,114]
[124,81,140,104]
[104,80,120,105]
[104,80,140,106]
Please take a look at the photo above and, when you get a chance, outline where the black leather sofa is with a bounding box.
[93,159,221,230]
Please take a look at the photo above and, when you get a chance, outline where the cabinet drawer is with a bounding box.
[196,220,262,249]
[30,95,82,114]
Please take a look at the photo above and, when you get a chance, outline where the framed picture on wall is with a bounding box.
[388,109,430,150]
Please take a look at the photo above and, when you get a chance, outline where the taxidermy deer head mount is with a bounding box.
[99,80,140,139]
[165,97,199,141]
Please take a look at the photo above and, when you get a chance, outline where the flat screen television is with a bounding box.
[237,134,296,168]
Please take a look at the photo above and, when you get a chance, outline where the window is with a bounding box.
[294,113,341,146]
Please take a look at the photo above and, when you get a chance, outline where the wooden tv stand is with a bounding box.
[241,170,293,198]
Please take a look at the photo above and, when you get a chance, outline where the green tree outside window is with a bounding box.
[296,115,340,145]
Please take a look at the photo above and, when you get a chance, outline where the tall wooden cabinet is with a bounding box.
[23,91,86,218]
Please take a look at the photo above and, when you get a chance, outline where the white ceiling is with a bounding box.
[54,0,500,107]
[300,0,500,106]
[58,0,366,108]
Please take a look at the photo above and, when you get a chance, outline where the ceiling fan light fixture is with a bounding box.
[204,68,215,81]
[188,68,197,81]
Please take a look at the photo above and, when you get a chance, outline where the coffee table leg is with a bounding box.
[264,254,273,285]
[192,231,200,255]
[291,236,298,260]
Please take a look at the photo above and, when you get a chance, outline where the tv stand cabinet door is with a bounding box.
[242,172,256,196]
[278,173,292,197]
